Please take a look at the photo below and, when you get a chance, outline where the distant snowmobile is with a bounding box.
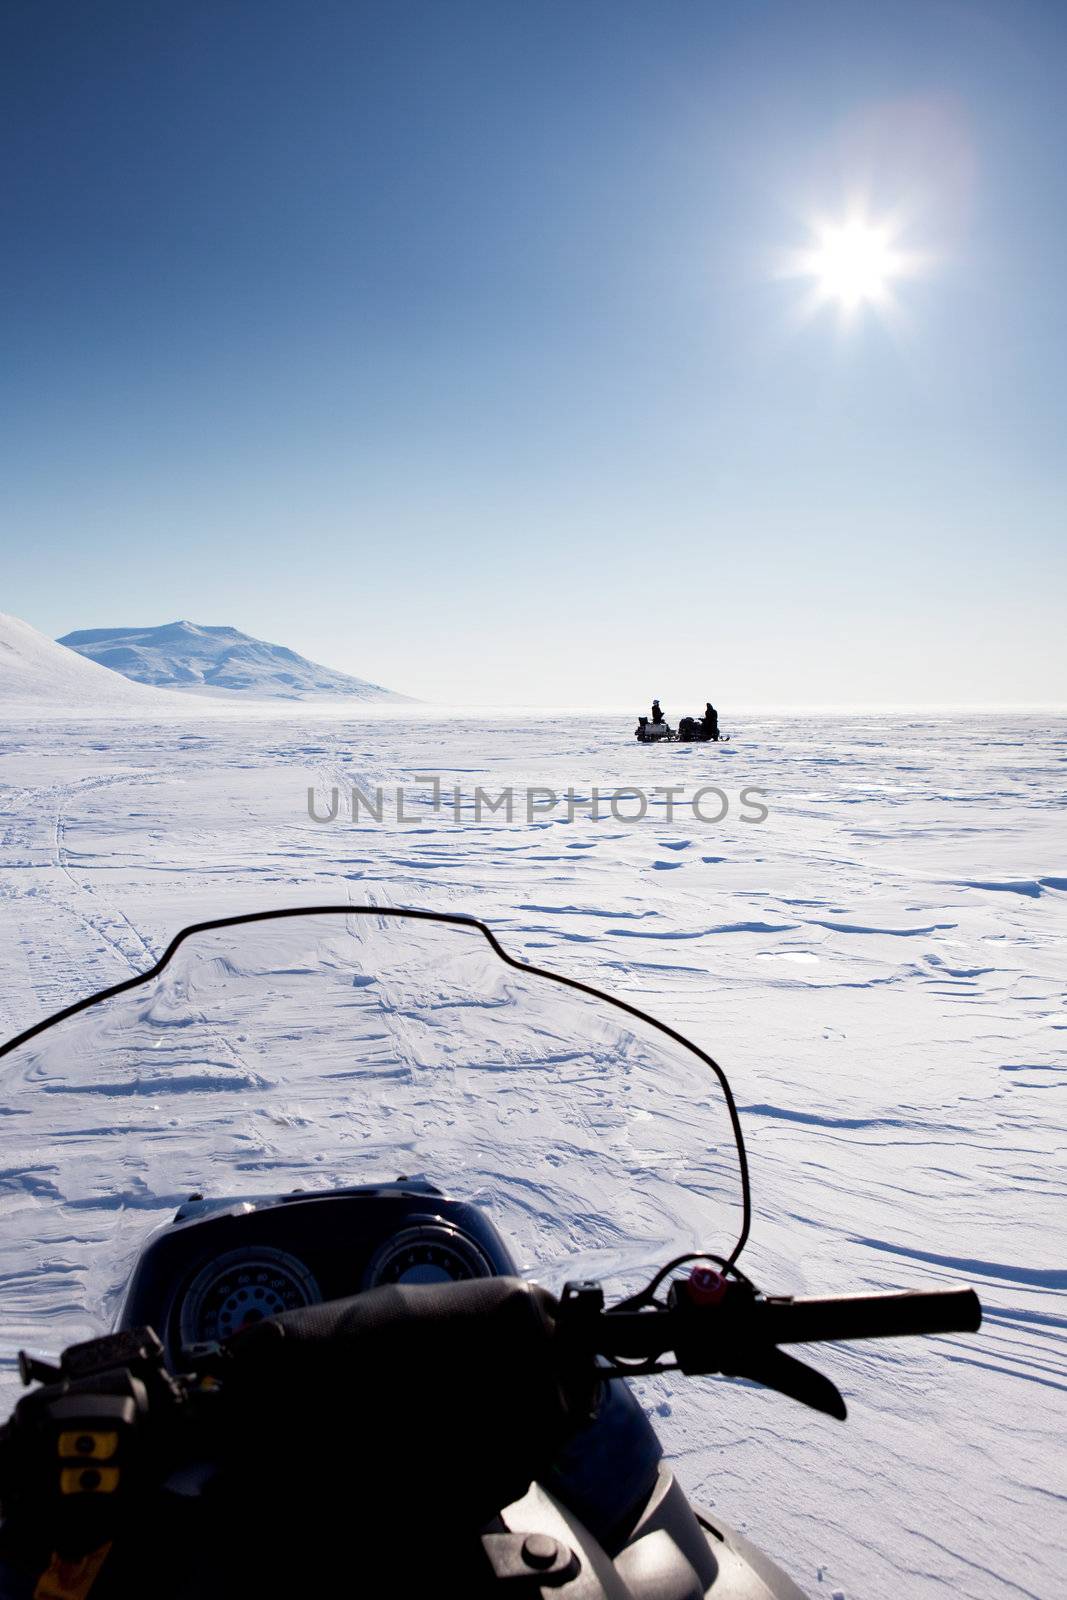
[635,717,730,743]
[0,907,980,1598]
[676,716,728,743]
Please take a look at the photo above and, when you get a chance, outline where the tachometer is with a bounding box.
[179,1247,321,1346]
[363,1224,494,1288]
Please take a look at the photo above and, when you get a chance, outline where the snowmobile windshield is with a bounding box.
[0,908,747,1374]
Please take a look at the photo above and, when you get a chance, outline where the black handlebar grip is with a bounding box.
[758,1288,982,1345]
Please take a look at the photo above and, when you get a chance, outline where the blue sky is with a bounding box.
[2,0,1064,705]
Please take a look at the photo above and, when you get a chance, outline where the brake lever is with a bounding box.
[721,1346,847,1420]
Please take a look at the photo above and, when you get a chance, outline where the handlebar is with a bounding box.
[752,1287,982,1345]
[555,1274,982,1417]
[0,1273,984,1561]
[1,1276,984,1464]
[561,1278,981,1367]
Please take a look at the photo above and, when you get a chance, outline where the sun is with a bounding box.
[806,220,900,308]
[785,208,921,323]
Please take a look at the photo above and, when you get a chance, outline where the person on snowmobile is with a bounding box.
[702,702,719,741]
[651,699,665,725]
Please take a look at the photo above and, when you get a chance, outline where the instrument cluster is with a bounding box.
[117,1182,514,1363]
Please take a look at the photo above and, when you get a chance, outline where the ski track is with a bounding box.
[0,709,1065,1599]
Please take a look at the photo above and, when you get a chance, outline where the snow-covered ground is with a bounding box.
[0,708,1063,1598]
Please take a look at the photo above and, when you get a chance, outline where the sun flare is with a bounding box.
[807,221,899,307]
[787,209,921,323]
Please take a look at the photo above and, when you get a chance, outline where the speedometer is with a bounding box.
[363,1224,494,1288]
[178,1247,321,1346]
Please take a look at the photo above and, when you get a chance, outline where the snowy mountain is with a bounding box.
[58,621,408,701]
[0,613,191,713]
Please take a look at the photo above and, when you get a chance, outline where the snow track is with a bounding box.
[0,709,1064,1599]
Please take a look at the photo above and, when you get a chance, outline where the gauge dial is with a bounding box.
[364,1225,493,1289]
[179,1247,320,1346]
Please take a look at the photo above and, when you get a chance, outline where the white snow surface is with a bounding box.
[0,707,1064,1599]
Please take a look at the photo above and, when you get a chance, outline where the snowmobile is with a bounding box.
[635,718,730,743]
[0,907,981,1598]
[675,718,729,744]
[635,716,675,741]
